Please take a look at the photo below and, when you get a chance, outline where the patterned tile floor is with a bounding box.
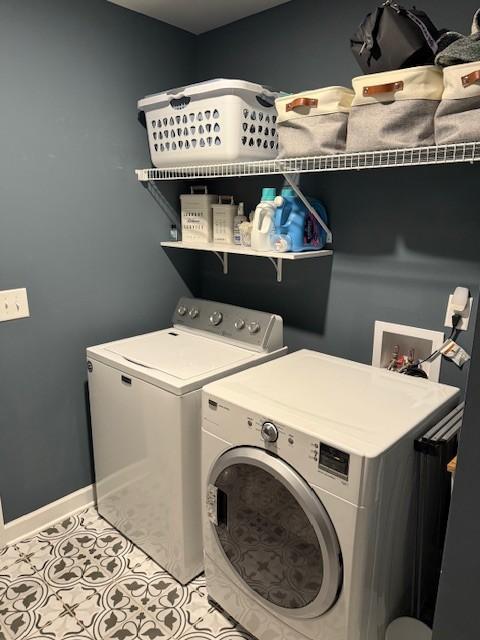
[0,507,255,640]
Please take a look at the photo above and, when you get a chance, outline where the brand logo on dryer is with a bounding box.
[207,399,231,413]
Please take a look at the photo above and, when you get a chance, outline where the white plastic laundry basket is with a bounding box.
[138,79,281,167]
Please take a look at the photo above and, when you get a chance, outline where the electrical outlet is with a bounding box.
[444,294,473,331]
[0,288,30,322]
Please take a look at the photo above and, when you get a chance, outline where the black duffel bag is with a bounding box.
[351,1,444,74]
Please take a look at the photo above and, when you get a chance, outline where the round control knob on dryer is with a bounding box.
[189,307,200,319]
[177,305,187,316]
[261,422,278,443]
[247,321,260,334]
[209,311,223,326]
[234,319,245,330]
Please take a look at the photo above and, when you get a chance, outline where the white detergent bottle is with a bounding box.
[251,188,278,252]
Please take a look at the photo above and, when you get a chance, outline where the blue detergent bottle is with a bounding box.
[273,187,328,252]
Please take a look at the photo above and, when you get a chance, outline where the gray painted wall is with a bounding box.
[0,0,196,522]
[2,17,480,640]
[194,0,480,394]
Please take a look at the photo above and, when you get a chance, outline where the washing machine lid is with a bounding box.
[203,349,461,457]
[87,328,277,395]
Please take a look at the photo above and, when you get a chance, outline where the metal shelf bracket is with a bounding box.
[213,250,283,282]
[282,173,333,244]
[267,257,283,283]
[213,251,228,275]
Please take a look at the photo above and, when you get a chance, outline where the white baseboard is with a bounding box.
[3,485,96,546]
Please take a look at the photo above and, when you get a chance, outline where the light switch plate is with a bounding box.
[0,288,30,322]
[444,295,473,331]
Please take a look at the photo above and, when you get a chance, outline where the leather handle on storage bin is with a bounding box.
[462,70,480,88]
[363,81,404,97]
[286,97,318,112]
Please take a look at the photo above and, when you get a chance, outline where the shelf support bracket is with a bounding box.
[214,250,282,282]
[267,257,283,283]
[282,173,333,244]
[213,251,228,275]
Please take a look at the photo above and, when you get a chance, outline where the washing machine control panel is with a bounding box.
[209,311,223,326]
[173,297,284,351]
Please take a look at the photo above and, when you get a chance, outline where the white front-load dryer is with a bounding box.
[87,298,286,585]
[201,350,460,639]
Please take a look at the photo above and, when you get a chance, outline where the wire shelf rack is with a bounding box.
[136,142,480,181]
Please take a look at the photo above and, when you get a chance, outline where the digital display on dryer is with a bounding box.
[319,443,350,480]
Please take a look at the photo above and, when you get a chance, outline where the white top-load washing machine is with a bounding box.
[87,297,286,584]
[201,350,460,640]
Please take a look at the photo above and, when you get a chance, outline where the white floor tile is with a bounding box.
[0,509,252,640]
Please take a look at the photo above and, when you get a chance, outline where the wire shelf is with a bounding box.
[136,142,480,181]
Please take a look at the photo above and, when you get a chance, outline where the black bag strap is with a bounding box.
[404,9,439,52]
[384,1,438,53]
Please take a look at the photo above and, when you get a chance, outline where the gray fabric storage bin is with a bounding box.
[346,66,444,152]
[276,87,354,158]
[435,61,480,144]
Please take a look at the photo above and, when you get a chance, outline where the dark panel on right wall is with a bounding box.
[433,312,480,640]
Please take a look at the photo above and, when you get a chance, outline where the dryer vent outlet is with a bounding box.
[372,321,445,382]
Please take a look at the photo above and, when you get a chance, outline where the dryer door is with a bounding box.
[207,446,343,619]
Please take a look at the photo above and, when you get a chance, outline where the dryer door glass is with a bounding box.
[209,447,343,618]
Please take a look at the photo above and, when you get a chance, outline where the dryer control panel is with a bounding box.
[173,297,284,352]
[203,394,365,506]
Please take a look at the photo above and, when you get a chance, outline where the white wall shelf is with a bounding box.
[161,241,332,283]
[137,142,480,181]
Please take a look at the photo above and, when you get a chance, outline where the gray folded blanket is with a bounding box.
[436,9,480,66]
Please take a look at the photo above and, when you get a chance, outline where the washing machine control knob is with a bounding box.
[234,319,245,330]
[189,307,200,319]
[247,321,260,334]
[209,311,223,326]
[177,305,187,316]
[261,422,278,443]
